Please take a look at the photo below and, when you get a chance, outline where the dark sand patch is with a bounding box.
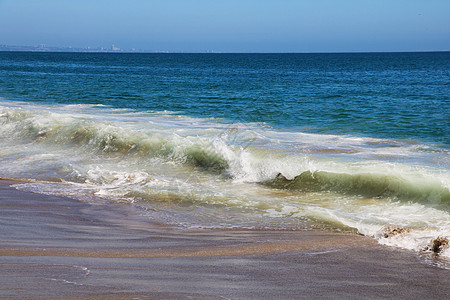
[0,179,449,299]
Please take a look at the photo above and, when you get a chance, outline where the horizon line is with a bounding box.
[0,44,448,55]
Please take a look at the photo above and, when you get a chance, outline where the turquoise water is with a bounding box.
[0,52,449,259]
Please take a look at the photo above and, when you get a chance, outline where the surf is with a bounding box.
[0,100,449,259]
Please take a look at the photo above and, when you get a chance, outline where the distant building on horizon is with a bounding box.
[0,43,147,53]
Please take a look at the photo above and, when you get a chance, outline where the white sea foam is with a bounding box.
[1,100,449,260]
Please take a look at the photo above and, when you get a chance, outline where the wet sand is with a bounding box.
[0,179,449,299]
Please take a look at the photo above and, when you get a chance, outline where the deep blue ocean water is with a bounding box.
[0,51,449,260]
[0,51,448,145]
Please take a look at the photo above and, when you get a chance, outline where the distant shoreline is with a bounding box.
[0,44,149,53]
[1,45,448,54]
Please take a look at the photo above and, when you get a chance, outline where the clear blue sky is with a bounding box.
[0,0,449,52]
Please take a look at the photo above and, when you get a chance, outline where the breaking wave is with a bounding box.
[0,106,230,172]
[264,171,449,207]
[1,103,449,206]
[1,101,449,261]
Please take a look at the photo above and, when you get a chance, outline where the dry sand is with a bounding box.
[0,179,449,299]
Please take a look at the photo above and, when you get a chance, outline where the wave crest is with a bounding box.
[0,106,230,172]
[264,171,450,205]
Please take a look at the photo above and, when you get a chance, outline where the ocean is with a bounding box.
[0,51,449,259]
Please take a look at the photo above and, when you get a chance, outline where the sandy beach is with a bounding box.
[0,179,449,299]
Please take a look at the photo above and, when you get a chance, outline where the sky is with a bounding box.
[0,0,449,53]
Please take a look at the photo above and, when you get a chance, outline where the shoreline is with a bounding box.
[0,179,449,298]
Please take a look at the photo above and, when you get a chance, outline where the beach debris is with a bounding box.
[424,237,449,254]
[377,225,411,238]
